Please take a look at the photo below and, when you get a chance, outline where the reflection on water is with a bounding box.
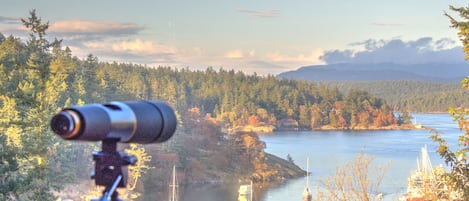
[181,183,238,201]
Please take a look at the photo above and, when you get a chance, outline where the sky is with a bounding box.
[0,0,467,75]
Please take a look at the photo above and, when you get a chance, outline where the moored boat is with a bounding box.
[400,146,462,201]
[238,180,253,201]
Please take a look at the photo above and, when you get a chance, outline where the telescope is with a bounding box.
[50,100,177,201]
[51,100,177,144]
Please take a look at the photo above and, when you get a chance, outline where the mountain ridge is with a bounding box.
[277,62,469,82]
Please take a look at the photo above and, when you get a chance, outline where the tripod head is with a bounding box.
[90,139,136,201]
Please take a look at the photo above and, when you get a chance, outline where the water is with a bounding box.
[182,113,460,201]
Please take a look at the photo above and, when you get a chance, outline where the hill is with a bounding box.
[277,63,468,82]
[277,63,469,112]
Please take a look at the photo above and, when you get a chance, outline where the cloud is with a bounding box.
[224,49,244,59]
[110,39,177,55]
[66,38,178,65]
[265,49,324,63]
[49,20,144,37]
[0,19,146,48]
[237,9,281,18]
[224,49,257,59]
[370,21,403,26]
[0,16,20,24]
[321,37,465,64]
[248,49,256,57]
[0,16,25,35]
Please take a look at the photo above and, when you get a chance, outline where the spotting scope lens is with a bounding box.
[50,101,177,144]
[51,110,81,138]
[51,112,73,135]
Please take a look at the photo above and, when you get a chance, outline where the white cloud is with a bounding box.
[265,49,324,63]
[64,38,179,65]
[237,9,281,18]
[321,37,464,64]
[224,49,244,59]
[81,39,177,56]
[49,20,143,36]
[223,49,258,59]
[248,49,256,57]
[111,39,177,55]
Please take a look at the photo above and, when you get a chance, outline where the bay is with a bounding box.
[181,113,460,201]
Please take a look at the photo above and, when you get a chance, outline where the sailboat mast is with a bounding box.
[306,157,309,187]
[250,180,253,201]
[172,165,176,201]
[302,157,312,201]
[169,165,178,201]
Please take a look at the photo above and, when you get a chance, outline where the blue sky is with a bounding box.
[0,0,467,75]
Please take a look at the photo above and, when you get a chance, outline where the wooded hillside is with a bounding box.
[328,80,469,113]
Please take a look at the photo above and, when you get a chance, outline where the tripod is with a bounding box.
[90,139,137,201]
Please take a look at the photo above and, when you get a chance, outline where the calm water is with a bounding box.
[181,113,460,201]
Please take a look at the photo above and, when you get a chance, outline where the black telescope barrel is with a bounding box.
[50,100,177,144]
[123,101,177,143]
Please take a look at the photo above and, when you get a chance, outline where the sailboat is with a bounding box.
[302,158,312,201]
[399,145,463,201]
[169,165,178,201]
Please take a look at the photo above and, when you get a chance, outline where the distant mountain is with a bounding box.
[277,63,469,81]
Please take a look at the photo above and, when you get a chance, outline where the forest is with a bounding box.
[328,80,469,113]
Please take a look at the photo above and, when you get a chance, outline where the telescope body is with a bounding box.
[51,101,177,144]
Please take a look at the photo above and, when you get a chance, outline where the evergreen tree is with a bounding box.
[399,110,412,125]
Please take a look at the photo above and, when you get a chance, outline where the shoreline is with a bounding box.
[232,123,425,134]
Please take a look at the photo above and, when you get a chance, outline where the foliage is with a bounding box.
[125,144,153,199]
[429,109,468,199]
[398,110,412,125]
[0,10,60,201]
[424,5,469,200]
[313,153,391,201]
[0,10,150,200]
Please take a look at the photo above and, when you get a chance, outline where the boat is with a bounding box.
[169,165,179,201]
[413,117,424,129]
[238,180,253,201]
[303,158,312,201]
[400,146,462,201]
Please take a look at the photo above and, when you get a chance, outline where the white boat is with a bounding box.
[238,180,253,201]
[413,117,424,129]
[303,158,312,201]
[400,146,462,201]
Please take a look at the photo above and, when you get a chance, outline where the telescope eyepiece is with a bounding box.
[50,110,82,139]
